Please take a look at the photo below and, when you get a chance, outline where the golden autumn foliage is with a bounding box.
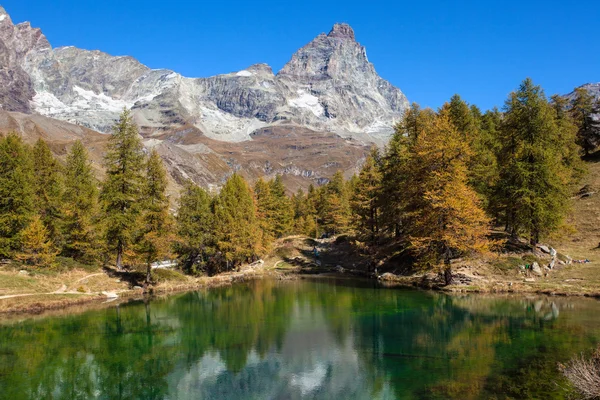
[406,110,491,272]
[16,215,57,268]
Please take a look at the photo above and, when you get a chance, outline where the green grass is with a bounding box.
[152,269,188,282]
[0,274,41,294]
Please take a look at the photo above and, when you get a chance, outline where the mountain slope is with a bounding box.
[0,6,407,190]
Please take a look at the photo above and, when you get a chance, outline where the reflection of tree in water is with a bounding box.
[350,292,600,399]
[2,280,600,399]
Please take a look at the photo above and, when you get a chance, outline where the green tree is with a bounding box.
[319,171,351,235]
[100,109,146,270]
[254,178,276,247]
[570,87,600,155]
[475,108,503,214]
[62,140,100,262]
[352,147,383,243]
[32,139,64,247]
[269,175,294,238]
[497,78,578,244]
[381,105,437,239]
[176,180,214,274]
[213,174,262,271]
[137,149,175,284]
[0,133,35,258]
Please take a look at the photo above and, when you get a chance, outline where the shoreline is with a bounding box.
[0,268,294,318]
[3,264,600,320]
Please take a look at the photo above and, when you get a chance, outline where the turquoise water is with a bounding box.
[1,277,600,399]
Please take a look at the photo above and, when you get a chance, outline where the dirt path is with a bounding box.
[0,283,89,300]
[74,273,105,283]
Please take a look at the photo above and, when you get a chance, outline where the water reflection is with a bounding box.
[1,278,599,399]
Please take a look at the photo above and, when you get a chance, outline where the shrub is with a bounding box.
[561,346,600,399]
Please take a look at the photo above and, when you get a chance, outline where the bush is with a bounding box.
[561,346,600,399]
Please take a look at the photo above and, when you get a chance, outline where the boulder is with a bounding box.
[548,259,556,269]
[531,262,543,276]
[538,245,551,254]
[101,291,118,299]
[18,270,28,275]
[524,278,536,282]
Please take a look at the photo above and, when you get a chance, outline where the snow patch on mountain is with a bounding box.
[236,70,253,77]
[288,90,324,117]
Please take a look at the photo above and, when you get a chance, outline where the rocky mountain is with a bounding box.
[0,6,408,190]
[564,83,600,106]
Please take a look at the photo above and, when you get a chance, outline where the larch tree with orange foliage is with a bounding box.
[406,109,491,285]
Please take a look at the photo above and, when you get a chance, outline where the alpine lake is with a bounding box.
[1,277,600,399]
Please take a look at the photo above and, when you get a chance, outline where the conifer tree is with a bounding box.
[176,180,214,274]
[254,178,276,246]
[570,87,600,154]
[0,133,35,258]
[137,149,174,284]
[100,109,146,270]
[380,105,432,238]
[32,139,64,246]
[352,147,382,243]
[551,95,586,182]
[291,188,317,236]
[62,140,100,262]
[16,215,56,268]
[269,175,294,238]
[319,171,351,235]
[301,185,319,237]
[497,78,577,244]
[213,174,261,271]
[407,110,491,283]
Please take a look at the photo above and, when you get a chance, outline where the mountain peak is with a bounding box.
[0,6,12,24]
[328,23,355,41]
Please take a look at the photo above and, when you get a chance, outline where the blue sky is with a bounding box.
[4,0,599,110]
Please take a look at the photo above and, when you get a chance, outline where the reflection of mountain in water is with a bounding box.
[2,279,600,399]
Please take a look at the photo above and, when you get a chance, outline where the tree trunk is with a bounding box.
[145,262,151,286]
[444,265,453,286]
[116,243,123,271]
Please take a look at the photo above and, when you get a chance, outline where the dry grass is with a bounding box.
[561,346,600,399]
[551,157,600,261]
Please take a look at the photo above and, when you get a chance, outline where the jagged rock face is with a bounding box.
[0,9,44,113]
[0,8,408,144]
[278,24,408,141]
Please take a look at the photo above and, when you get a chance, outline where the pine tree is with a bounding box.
[269,175,294,238]
[305,184,319,237]
[32,139,64,247]
[0,133,35,258]
[176,180,214,274]
[551,95,586,182]
[319,171,351,235]
[570,87,600,155]
[406,110,491,283]
[213,174,262,271]
[62,140,100,262]
[254,178,276,247]
[352,147,382,243]
[475,108,502,214]
[380,105,432,238]
[16,215,56,268]
[137,149,174,284]
[100,109,146,270]
[497,78,577,244]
